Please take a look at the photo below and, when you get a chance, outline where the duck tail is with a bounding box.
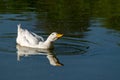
[17,24,23,32]
[16,24,22,44]
[17,24,21,30]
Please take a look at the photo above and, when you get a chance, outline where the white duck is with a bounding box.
[16,24,63,49]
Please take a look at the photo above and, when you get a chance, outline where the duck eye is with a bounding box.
[52,33,55,35]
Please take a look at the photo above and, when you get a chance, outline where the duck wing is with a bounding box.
[24,29,44,45]
[17,24,44,45]
[31,32,44,42]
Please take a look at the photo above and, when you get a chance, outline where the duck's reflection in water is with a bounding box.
[16,45,63,66]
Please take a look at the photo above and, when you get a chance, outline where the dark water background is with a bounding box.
[0,0,120,80]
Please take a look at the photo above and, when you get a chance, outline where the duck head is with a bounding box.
[47,32,63,42]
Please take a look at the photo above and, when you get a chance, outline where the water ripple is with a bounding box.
[0,32,91,56]
[0,33,16,54]
[54,36,90,55]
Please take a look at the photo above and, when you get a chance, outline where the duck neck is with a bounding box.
[44,40,52,45]
[44,39,54,49]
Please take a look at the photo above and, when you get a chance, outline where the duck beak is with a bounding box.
[57,33,63,38]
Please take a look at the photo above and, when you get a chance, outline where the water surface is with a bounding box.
[0,0,120,80]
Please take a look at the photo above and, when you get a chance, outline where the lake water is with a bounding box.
[0,0,120,80]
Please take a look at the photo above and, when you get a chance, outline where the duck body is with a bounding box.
[16,24,63,49]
